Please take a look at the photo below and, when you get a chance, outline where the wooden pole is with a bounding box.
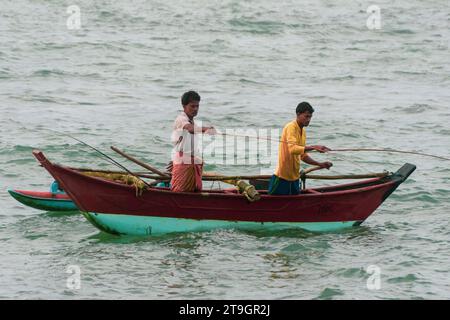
[69,167,152,176]
[305,172,388,180]
[110,146,170,178]
[199,172,388,181]
[303,166,324,174]
[71,167,388,182]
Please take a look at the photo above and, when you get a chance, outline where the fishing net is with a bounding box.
[80,171,146,196]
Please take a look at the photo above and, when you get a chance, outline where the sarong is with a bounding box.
[170,163,203,192]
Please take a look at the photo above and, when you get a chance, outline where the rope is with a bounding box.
[47,129,152,188]
[327,152,374,173]
[217,132,450,162]
[331,148,450,161]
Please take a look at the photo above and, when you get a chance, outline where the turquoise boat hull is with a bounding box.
[82,211,359,236]
[8,189,78,211]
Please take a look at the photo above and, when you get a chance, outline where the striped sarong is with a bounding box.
[170,162,203,192]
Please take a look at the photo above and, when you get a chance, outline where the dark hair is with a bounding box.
[181,91,201,106]
[296,102,314,114]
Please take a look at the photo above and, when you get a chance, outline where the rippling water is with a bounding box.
[1,0,449,299]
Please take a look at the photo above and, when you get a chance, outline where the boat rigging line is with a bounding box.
[216,132,450,161]
[48,129,152,187]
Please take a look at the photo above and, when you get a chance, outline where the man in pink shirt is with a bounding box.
[170,91,215,192]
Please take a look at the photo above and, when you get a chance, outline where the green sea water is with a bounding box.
[0,0,449,299]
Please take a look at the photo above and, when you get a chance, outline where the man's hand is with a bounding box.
[204,126,217,135]
[311,145,331,153]
[319,161,333,169]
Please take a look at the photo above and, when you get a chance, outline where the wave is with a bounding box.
[227,18,286,34]
[393,70,427,76]
[31,69,102,79]
[395,104,435,114]
[386,273,418,283]
[387,29,416,35]
[322,75,355,81]
[390,191,439,203]
[32,69,66,77]
[315,287,344,300]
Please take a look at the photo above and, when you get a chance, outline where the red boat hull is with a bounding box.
[33,150,415,229]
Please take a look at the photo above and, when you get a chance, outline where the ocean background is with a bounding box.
[0,0,449,299]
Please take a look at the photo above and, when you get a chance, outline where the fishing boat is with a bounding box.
[8,182,78,212]
[33,150,416,236]
[8,176,170,213]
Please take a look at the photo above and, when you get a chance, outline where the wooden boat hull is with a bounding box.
[8,189,78,211]
[33,150,416,236]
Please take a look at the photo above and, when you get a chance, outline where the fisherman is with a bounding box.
[170,91,215,192]
[269,102,333,195]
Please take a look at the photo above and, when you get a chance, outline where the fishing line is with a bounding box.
[331,148,450,161]
[327,152,374,173]
[218,131,373,173]
[216,132,450,162]
[48,129,152,187]
[49,129,127,169]
[42,128,119,168]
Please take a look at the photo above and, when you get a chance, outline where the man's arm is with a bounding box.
[183,124,215,134]
[302,153,333,169]
[202,126,216,134]
[305,145,331,153]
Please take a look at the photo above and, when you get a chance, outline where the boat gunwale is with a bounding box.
[59,164,398,199]
[33,150,405,201]
[8,189,73,202]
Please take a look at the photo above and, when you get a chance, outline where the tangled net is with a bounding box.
[80,171,146,196]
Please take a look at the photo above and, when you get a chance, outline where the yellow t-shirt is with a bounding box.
[274,120,309,181]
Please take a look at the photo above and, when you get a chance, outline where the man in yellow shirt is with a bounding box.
[269,102,333,195]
